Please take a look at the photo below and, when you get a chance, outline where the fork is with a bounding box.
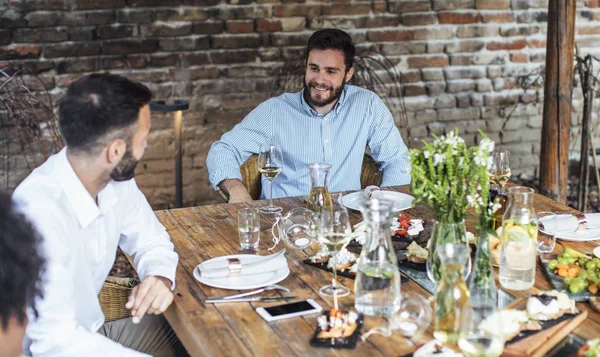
[205,284,291,302]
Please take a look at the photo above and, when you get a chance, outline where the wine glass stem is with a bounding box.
[268,179,274,207]
[332,252,339,308]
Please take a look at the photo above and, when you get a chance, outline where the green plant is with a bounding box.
[409,130,494,225]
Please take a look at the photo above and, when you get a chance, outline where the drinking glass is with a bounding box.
[490,149,511,189]
[318,193,352,298]
[391,290,432,339]
[458,302,505,357]
[258,143,283,214]
[238,208,260,249]
[537,211,557,254]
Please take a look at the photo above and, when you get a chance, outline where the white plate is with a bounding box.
[193,254,290,290]
[556,228,600,242]
[342,191,414,212]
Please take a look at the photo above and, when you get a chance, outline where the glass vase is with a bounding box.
[426,220,471,283]
[468,229,497,325]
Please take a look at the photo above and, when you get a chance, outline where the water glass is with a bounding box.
[239,208,260,249]
[391,290,432,338]
[537,211,557,254]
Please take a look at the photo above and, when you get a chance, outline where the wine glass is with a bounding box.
[318,193,352,299]
[490,149,511,190]
[258,143,283,214]
[458,298,505,357]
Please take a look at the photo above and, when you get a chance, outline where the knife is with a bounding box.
[205,296,297,304]
[197,249,286,277]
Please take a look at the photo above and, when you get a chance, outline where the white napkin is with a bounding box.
[540,213,600,233]
[363,185,383,199]
[197,250,287,279]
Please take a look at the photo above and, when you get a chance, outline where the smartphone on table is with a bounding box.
[256,299,322,322]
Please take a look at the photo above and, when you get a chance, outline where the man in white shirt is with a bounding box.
[13,74,185,357]
[0,190,44,357]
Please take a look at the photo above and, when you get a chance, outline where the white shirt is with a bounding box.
[13,148,178,357]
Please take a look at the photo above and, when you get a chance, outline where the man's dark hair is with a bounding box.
[306,29,356,72]
[58,73,152,153]
[0,190,44,331]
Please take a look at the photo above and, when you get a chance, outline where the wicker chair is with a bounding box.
[218,153,383,201]
[98,276,139,322]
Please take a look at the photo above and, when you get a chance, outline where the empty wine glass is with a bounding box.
[318,193,352,299]
[258,143,283,214]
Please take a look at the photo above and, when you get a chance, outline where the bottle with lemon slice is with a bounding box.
[499,187,538,290]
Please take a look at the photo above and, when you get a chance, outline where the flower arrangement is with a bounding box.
[409,130,495,225]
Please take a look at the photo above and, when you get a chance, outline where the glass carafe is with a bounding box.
[499,186,538,290]
[433,243,472,345]
[427,220,471,283]
[354,198,401,317]
[306,162,332,216]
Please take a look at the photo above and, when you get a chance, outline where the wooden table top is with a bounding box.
[156,185,600,357]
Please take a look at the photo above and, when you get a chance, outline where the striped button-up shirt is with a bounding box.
[206,85,411,199]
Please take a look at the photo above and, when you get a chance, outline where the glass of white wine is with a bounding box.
[458,303,505,357]
[258,143,283,214]
[318,193,352,298]
[490,149,511,189]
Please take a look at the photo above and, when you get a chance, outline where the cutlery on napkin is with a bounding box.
[196,249,287,278]
[539,213,600,233]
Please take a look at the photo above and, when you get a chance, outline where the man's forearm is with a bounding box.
[219,179,253,202]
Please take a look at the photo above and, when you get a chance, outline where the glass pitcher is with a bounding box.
[433,243,472,345]
[354,198,401,317]
[306,162,332,217]
[499,186,538,290]
[426,220,471,283]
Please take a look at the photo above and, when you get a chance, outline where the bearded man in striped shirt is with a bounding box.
[207,28,411,203]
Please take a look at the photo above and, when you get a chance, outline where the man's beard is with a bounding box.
[110,146,139,182]
[303,79,345,109]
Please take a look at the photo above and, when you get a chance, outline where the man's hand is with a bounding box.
[219,179,253,203]
[125,275,173,324]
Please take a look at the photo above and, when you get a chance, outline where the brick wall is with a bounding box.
[1,0,600,208]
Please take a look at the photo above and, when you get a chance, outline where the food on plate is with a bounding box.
[310,245,331,264]
[327,248,357,272]
[525,290,578,320]
[406,241,428,264]
[578,338,600,357]
[478,309,541,341]
[392,214,424,239]
[316,309,359,339]
[488,230,501,266]
[413,340,462,357]
[547,249,600,294]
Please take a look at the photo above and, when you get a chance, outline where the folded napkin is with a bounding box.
[363,185,383,200]
[540,213,600,233]
[197,249,287,279]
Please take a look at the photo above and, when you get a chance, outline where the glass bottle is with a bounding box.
[354,198,401,318]
[306,162,332,217]
[499,186,538,290]
[426,220,471,283]
[468,230,497,325]
[434,243,472,345]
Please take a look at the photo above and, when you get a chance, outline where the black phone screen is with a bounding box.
[264,301,316,317]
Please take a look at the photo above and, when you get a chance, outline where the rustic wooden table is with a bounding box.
[156,185,600,357]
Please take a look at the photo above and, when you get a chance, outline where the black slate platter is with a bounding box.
[309,311,364,349]
[540,256,594,302]
[507,312,582,344]
[303,259,408,284]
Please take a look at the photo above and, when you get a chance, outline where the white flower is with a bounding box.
[458,157,464,167]
[433,153,445,166]
[424,150,431,159]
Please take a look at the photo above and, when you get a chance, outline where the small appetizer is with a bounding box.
[327,248,358,272]
[316,309,359,339]
[526,290,578,321]
[406,241,428,264]
[478,309,542,341]
[578,338,600,357]
[413,340,462,357]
